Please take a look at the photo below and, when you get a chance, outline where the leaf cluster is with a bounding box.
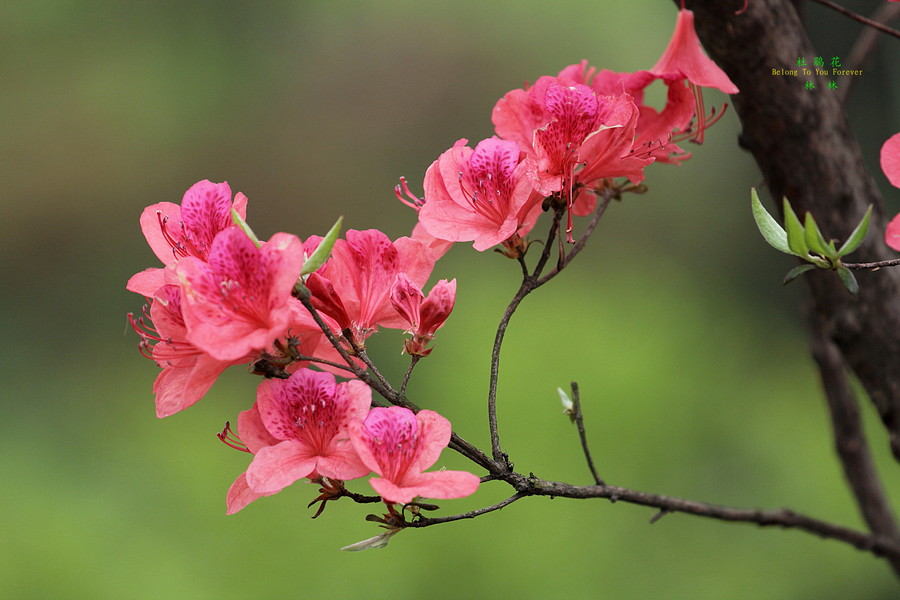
[751,188,872,294]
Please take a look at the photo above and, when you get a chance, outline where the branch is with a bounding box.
[837,2,900,102]
[405,493,525,527]
[501,474,900,562]
[487,195,615,465]
[808,0,900,40]
[843,258,900,270]
[568,381,604,486]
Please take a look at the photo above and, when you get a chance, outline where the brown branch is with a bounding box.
[843,258,900,270]
[502,475,900,562]
[837,3,900,102]
[405,493,526,527]
[402,468,900,562]
[487,195,615,465]
[808,0,900,40]
[569,381,604,486]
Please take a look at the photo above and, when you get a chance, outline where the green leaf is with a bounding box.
[803,212,833,259]
[231,207,261,247]
[836,266,859,295]
[751,188,794,255]
[301,216,343,276]
[783,264,817,285]
[837,205,872,257]
[782,198,809,257]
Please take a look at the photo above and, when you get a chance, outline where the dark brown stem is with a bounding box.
[808,0,900,40]
[399,355,420,395]
[501,475,900,562]
[837,3,900,102]
[537,191,613,285]
[569,381,604,486]
[843,258,900,271]
[405,493,525,527]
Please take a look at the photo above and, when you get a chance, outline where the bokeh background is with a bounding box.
[3,1,899,598]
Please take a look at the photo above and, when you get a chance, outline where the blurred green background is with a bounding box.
[3,1,899,598]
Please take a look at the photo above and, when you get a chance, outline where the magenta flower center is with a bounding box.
[458,138,519,224]
[267,380,344,454]
[200,230,277,326]
[363,411,420,483]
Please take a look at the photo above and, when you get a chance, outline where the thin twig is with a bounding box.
[809,0,900,40]
[399,355,420,395]
[843,258,900,270]
[838,3,900,102]
[537,191,613,286]
[499,474,900,561]
[569,381,604,486]
[405,493,525,527]
[487,197,612,466]
[486,208,565,464]
[294,353,358,374]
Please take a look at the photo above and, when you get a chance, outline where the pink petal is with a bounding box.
[368,470,480,504]
[226,473,273,515]
[885,213,900,251]
[313,443,370,481]
[237,405,280,454]
[245,441,318,494]
[139,202,183,265]
[126,267,166,297]
[650,9,738,94]
[417,279,456,338]
[881,132,900,188]
[391,273,424,329]
[411,409,452,473]
[152,353,228,418]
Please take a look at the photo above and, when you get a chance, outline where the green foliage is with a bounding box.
[750,189,871,294]
[301,216,343,276]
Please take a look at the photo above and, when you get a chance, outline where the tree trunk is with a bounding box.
[684,0,900,460]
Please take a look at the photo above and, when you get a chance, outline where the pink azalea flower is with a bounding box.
[350,406,480,505]
[129,284,249,417]
[222,405,281,514]
[650,8,739,95]
[244,369,371,495]
[127,180,248,297]
[305,229,439,343]
[391,275,456,357]
[562,62,694,165]
[420,137,541,251]
[176,227,305,361]
[880,133,900,250]
[493,76,649,240]
[649,8,738,144]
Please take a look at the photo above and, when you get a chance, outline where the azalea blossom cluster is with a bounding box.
[126,7,738,534]
[126,179,472,513]
[402,7,737,247]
